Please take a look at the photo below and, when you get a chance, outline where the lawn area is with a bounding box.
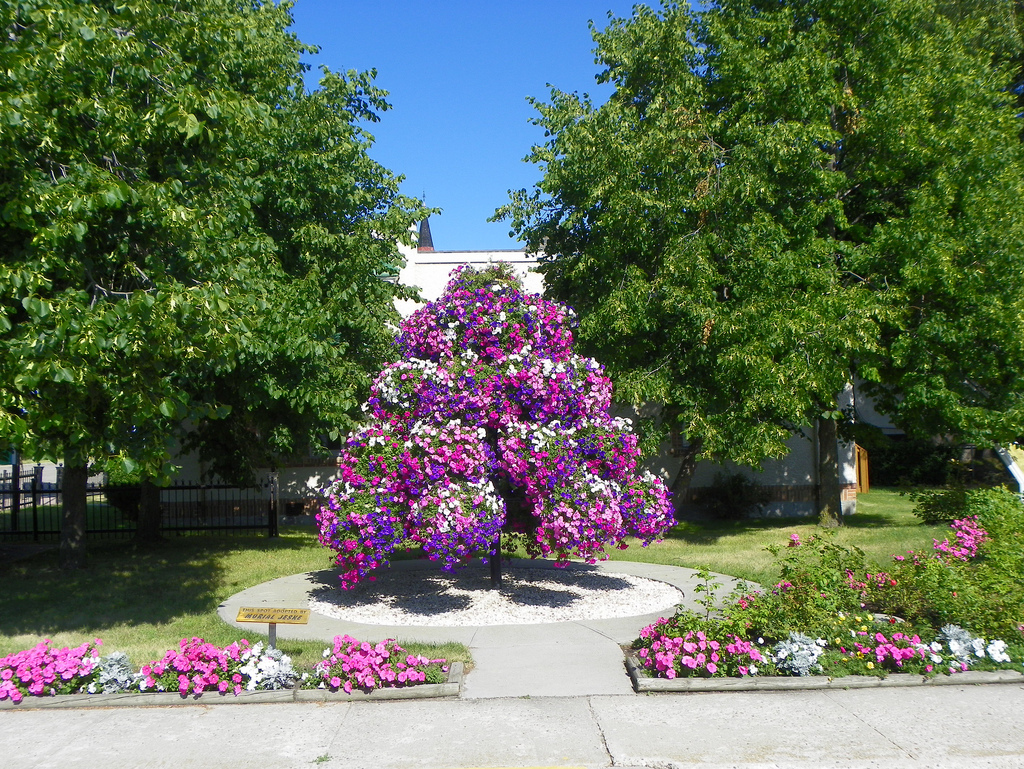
[609,486,946,586]
[0,487,939,667]
[0,526,470,671]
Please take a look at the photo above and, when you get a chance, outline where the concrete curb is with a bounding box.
[0,662,463,710]
[624,654,1024,693]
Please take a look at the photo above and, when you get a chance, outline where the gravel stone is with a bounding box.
[308,564,683,627]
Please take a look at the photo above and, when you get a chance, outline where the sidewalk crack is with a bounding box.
[822,690,918,760]
[587,695,616,767]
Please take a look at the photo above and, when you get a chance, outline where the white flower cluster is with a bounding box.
[772,633,827,676]
[238,642,296,691]
[87,652,133,694]
[938,624,1011,665]
[374,358,443,409]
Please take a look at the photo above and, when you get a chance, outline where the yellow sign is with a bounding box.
[236,607,310,624]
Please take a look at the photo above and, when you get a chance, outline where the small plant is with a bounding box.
[137,638,253,696]
[633,619,773,678]
[692,566,722,621]
[0,639,102,702]
[236,642,296,691]
[771,633,826,676]
[92,651,136,693]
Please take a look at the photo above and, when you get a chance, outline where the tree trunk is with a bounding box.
[669,436,704,515]
[60,460,89,570]
[817,417,843,528]
[135,479,163,544]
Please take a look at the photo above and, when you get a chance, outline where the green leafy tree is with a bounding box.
[498,0,1024,524]
[0,1,425,564]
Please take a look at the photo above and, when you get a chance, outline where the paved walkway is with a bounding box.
[216,559,743,699]
[3,561,1024,768]
[4,684,1024,768]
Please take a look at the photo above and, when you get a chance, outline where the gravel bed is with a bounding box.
[308,564,683,627]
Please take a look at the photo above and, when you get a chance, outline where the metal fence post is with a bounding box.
[31,466,40,542]
[10,452,20,533]
[268,472,279,538]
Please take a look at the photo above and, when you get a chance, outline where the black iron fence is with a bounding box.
[0,467,279,542]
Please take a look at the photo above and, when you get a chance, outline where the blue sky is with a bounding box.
[287,1,646,251]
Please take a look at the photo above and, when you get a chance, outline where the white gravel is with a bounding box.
[308,564,683,627]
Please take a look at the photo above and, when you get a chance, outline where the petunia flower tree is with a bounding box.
[317,264,674,589]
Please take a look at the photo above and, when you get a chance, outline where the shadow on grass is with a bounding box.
[0,531,317,638]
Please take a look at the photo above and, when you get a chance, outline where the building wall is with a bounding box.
[394,242,543,316]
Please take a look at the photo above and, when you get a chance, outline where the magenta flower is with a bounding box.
[318,265,673,587]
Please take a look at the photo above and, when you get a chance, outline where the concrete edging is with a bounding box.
[0,662,463,710]
[624,654,1024,693]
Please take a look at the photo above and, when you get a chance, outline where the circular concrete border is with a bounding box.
[215,559,744,645]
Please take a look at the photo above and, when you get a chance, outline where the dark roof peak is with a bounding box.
[417,218,434,252]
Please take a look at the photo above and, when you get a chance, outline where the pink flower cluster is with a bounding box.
[318,265,674,586]
[846,631,929,670]
[635,623,765,678]
[314,635,445,693]
[845,569,897,595]
[138,637,249,696]
[847,516,990,602]
[933,515,988,562]
[0,639,101,702]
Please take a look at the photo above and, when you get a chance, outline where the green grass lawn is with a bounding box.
[608,486,945,586]
[0,526,470,671]
[0,487,940,669]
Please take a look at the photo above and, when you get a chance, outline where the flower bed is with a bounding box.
[631,493,1024,689]
[0,635,452,706]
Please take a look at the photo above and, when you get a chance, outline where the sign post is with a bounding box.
[236,607,310,649]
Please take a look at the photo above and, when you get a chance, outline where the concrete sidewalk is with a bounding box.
[3,686,1024,768]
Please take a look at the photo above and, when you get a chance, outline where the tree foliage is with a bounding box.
[0,0,424,470]
[497,0,1024,492]
[0,0,426,562]
[317,265,674,589]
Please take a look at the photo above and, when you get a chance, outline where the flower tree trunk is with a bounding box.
[485,427,505,589]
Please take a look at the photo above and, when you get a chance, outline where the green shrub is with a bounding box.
[912,485,968,525]
[970,487,1024,636]
[104,464,142,522]
[728,533,867,639]
[701,472,769,521]
[866,436,958,486]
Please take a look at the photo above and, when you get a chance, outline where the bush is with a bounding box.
[969,488,1024,636]
[865,435,958,487]
[104,464,142,522]
[913,485,968,525]
[700,472,769,521]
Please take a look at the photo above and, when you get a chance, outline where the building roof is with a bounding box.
[417,219,434,252]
